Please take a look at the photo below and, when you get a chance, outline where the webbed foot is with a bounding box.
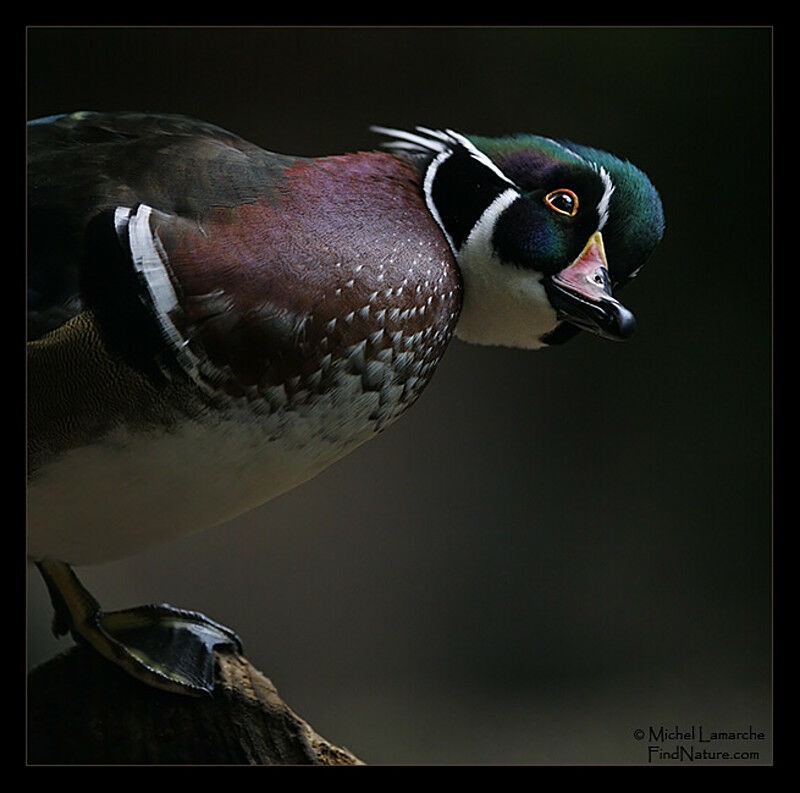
[36,559,242,696]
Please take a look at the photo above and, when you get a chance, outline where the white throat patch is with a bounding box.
[454,189,556,349]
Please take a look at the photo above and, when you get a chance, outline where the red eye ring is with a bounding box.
[545,188,579,217]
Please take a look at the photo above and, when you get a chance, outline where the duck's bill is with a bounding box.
[545,231,636,341]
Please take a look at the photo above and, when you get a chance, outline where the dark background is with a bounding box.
[26,27,772,765]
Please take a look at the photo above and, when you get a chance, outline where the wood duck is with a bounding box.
[27,112,664,695]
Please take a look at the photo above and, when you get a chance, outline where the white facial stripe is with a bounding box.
[424,151,521,260]
[376,128,615,233]
[596,166,615,230]
[543,137,591,166]
[463,188,521,252]
[373,125,519,192]
[393,127,521,258]
[442,129,518,189]
[422,147,456,253]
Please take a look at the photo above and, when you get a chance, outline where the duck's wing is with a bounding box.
[27,111,297,341]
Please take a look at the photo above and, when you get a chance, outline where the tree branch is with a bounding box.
[27,645,364,765]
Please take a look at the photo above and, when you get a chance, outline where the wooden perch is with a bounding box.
[27,645,364,765]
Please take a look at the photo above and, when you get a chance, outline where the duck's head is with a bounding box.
[374,127,665,349]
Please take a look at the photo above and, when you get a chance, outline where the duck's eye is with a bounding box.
[545,189,579,217]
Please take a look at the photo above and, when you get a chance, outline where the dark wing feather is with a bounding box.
[27,111,299,340]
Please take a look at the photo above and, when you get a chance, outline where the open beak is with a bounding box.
[545,232,636,341]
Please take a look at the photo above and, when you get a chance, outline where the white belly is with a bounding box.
[27,380,387,565]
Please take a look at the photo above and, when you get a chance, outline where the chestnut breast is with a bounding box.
[151,151,463,432]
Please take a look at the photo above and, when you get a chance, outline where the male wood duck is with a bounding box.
[27,112,664,695]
